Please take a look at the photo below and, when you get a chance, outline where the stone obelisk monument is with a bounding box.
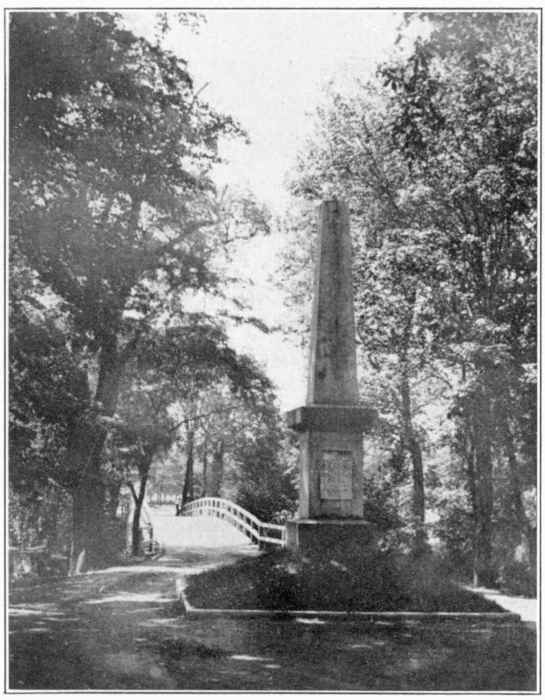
[286,199,375,556]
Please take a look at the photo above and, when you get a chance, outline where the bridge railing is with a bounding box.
[181,497,286,548]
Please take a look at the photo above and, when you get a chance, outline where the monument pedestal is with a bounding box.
[286,403,376,559]
[286,519,376,560]
[287,405,375,519]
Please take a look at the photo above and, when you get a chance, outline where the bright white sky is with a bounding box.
[125,10,411,410]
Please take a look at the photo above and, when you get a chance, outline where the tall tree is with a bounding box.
[284,11,537,579]
[9,12,245,569]
[378,11,537,583]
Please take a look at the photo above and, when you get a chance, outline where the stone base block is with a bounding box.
[286,519,376,561]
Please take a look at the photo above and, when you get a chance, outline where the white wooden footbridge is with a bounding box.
[181,497,286,547]
[138,498,287,555]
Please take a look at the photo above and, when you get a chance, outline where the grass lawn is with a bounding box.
[184,550,506,612]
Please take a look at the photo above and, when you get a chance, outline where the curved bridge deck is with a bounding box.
[153,506,255,550]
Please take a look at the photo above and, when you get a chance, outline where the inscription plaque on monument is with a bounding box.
[319,450,354,500]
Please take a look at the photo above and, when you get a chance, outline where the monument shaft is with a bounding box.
[307,200,359,405]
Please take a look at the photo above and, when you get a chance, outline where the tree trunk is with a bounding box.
[471,395,495,588]
[68,335,123,573]
[131,491,145,557]
[503,418,536,581]
[502,418,526,525]
[182,429,195,506]
[201,438,208,497]
[210,439,224,497]
[69,479,104,574]
[399,370,426,555]
[129,451,154,556]
[409,436,426,555]
[106,483,121,519]
[463,419,480,586]
[527,526,537,577]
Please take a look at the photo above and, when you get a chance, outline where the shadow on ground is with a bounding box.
[9,509,536,691]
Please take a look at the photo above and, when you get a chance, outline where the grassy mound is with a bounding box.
[184,550,505,612]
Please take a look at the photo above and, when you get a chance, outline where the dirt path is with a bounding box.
[9,508,537,691]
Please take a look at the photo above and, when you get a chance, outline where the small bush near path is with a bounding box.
[184,550,506,612]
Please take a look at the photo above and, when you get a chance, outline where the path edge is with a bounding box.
[178,584,521,622]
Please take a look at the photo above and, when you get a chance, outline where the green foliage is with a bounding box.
[429,487,474,578]
[10,12,242,349]
[113,317,275,479]
[283,11,537,585]
[173,379,297,522]
[9,11,277,567]
[230,409,298,522]
[115,314,297,528]
[9,255,90,491]
[361,474,403,536]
